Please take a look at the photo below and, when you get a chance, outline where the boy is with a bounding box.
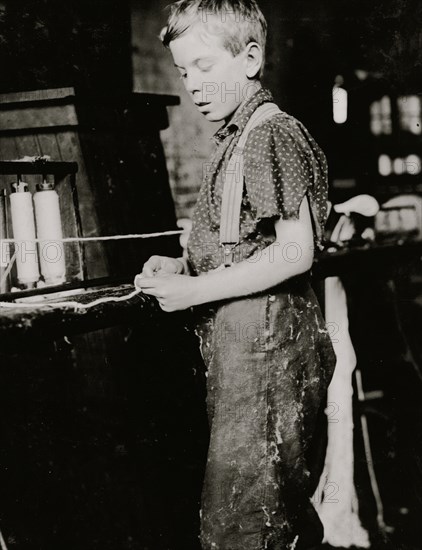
[135,1,337,548]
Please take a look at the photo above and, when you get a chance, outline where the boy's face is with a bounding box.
[169,26,258,122]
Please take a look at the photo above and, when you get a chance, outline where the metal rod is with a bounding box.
[0,189,9,293]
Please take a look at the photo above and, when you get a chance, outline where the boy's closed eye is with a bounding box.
[177,67,212,80]
[174,58,214,77]
[197,61,214,72]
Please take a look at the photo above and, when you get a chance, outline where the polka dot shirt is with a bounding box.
[187,87,329,275]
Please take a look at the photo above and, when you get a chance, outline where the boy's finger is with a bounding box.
[142,266,154,277]
[142,256,162,277]
[142,264,159,277]
[140,288,162,298]
[134,274,158,289]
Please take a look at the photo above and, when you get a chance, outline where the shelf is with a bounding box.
[0,160,78,176]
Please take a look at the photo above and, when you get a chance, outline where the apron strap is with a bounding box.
[219,102,282,266]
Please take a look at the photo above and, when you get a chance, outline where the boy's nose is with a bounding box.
[184,73,201,95]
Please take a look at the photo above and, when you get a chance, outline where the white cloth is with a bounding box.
[313,276,370,548]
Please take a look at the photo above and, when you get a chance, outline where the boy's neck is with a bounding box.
[223,81,263,125]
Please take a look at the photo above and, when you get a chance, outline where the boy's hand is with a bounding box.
[134,273,198,312]
[140,255,185,277]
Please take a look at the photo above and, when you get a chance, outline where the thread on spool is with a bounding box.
[10,181,40,287]
[34,179,66,285]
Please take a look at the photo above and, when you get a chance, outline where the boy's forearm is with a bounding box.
[191,242,313,305]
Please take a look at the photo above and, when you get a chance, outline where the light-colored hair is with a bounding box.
[160,0,267,78]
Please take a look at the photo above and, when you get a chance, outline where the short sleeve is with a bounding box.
[243,115,329,250]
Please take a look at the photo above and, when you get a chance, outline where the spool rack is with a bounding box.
[0,159,87,300]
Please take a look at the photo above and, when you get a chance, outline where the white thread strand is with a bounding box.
[0,288,144,311]
[0,229,183,244]
[0,228,184,309]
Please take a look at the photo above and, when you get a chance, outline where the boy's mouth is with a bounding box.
[196,102,211,108]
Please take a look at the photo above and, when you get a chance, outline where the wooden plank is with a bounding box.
[12,134,43,191]
[56,130,109,279]
[0,161,78,175]
[0,104,78,131]
[13,133,41,159]
[0,90,178,110]
[36,134,63,161]
[53,173,85,282]
[0,137,20,189]
[0,87,75,105]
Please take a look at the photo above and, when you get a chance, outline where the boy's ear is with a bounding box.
[245,42,263,79]
[159,26,168,43]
